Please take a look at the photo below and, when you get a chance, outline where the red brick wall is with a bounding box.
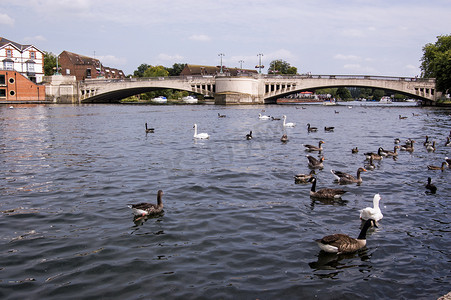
[0,71,45,101]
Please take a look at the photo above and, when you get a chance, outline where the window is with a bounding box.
[4,61,14,70]
[86,68,91,78]
[66,68,70,75]
[0,75,5,85]
[6,49,12,58]
[27,62,35,72]
[30,52,36,59]
[0,89,6,97]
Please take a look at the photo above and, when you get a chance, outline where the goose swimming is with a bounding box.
[128,190,164,217]
[315,218,377,254]
[306,155,324,169]
[359,194,383,222]
[246,131,253,140]
[145,123,154,133]
[331,167,367,184]
[304,140,324,152]
[308,177,347,199]
[425,177,437,194]
[307,123,318,132]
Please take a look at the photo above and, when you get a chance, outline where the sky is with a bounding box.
[1,0,450,77]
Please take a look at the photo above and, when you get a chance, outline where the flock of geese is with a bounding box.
[133,110,450,254]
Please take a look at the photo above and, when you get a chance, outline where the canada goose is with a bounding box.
[334,110,339,114]
[145,123,154,133]
[306,155,325,169]
[331,167,367,184]
[246,131,252,140]
[423,136,431,147]
[294,170,315,184]
[307,123,318,132]
[359,194,383,222]
[394,138,401,144]
[282,115,296,127]
[304,140,325,152]
[258,113,271,120]
[401,140,415,152]
[308,177,347,199]
[364,147,384,160]
[425,177,437,194]
[193,124,209,139]
[446,157,451,165]
[128,190,164,217]
[281,134,288,143]
[399,115,407,119]
[445,137,451,147]
[324,126,335,132]
[271,116,281,121]
[315,218,377,254]
[427,161,448,171]
[426,141,436,152]
[351,147,359,154]
[218,113,226,118]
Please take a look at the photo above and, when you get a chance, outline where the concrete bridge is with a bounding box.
[76,73,437,104]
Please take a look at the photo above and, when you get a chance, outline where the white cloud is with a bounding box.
[98,55,127,67]
[334,54,361,61]
[157,53,184,61]
[188,34,211,42]
[0,13,14,26]
[23,35,47,43]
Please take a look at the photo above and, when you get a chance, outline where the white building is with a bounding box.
[0,37,45,83]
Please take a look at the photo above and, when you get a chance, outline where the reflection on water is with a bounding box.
[0,103,450,299]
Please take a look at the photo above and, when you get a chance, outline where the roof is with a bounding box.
[0,37,43,53]
[60,50,101,66]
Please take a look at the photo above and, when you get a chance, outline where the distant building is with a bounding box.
[0,37,45,83]
[180,64,258,76]
[58,51,125,81]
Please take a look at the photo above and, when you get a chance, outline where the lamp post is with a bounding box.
[218,53,225,73]
[239,60,244,70]
[256,53,264,74]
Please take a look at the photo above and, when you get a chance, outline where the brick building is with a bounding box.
[0,71,46,102]
[59,51,125,81]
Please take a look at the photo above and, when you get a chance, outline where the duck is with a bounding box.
[282,115,296,127]
[306,155,325,169]
[324,126,335,132]
[359,194,383,222]
[307,123,318,132]
[425,177,437,194]
[145,122,154,133]
[128,190,164,217]
[445,137,451,147]
[218,113,226,118]
[193,124,209,139]
[383,146,400,157]
[426,141,436,152]
[399,115,407,119]
[334,110,339,114]
[315,218,377,254]
[364,156,376,170]
[308,177,347,199]
[331,167,367,184]
[303,140,324,152]
[246,131,252,140]
[294,170,315,184]
[258,113,271,120]
[280,134,288,143]
[271,116,281,121]
[427,161,448,171]
[351,147,359,154]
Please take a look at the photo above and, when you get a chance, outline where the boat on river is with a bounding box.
[379,96,392,104]
[151,96,167,103]
[182,96,198,104]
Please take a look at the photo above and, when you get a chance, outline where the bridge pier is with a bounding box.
[214,76,264,104]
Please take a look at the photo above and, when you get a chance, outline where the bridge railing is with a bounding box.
[262,74,435,83]
[79,75,217,85]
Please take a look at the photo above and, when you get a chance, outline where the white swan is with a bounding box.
[282,115,296,127]
[359,193,383,223]
[193,124,209,139]
[258,113,271,120]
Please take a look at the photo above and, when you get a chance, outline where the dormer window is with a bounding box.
[6,49,12,58]
[30,52,36,59]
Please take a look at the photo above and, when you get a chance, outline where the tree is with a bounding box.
[336,87,352,100]
[43,52,57,76]
[420,34,451,93]
[167,63,187,76]
[133,64,150,77]
[143,65,169,77]
[268,59,298,75]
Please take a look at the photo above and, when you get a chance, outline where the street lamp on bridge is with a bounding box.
[218,53,225,73]
[256,53,264,74]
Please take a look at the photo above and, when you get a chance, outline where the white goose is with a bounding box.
[258,113,271,120]
[282,115,296,127]
[193,124,209,139]
[359,193,383,223]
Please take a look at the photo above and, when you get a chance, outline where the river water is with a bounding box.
[0,102,450,299]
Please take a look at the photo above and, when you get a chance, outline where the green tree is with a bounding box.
[373,89,385,100]
[420,34,451,93]
[336,87,352,100]
[268,59,298,75]
[133,63,150,77]
[43,52,57,76]
[167,63,187,76]
[143,65,169,77]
